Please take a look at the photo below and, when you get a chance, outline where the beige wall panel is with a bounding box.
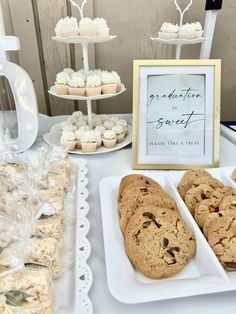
[37,0,75,116]
[8,0,47,114]
[1,0,19,64]
[71,0,97,113]
[94,0,175,114]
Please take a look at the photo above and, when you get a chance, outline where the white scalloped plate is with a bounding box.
[52,35,117,45]
[43,123,132,155]
[54,159,92,314]
[48,84,126,101]
[151,37,206,45]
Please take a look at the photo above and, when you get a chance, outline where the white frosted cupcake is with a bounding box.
[75,128,85,149]
[75,118,87,128]
[92,130,102,148]
[93,18,109,36]
[118,119,128,136]
[63,68,75,76]
[95,125,106,136]
[86,75,102,96]
[192,22,203,38]
[93,117,102,127]
[112,125,125,143]
[79,17,96,36]
[110,117,120,125]
[81,131,97,152]
[55,17,79,37]
[72,110,83,120]
[178,23,195,39]
[159,22,179,39]
[103,120,114,130]
[55,71,70,95]
[102,130,117,148]
[101,71,117,94]
[60,131,76,150]
[71,69,86,81]
[68,77,86,96]
[111,71,122,92]
[99,114,109,122]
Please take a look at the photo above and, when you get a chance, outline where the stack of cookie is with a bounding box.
[118,174,196,279]
[178,169,236,271]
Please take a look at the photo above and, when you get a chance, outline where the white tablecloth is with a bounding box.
[34,115,236,314]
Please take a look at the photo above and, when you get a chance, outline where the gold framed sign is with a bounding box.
[132,59,221,170]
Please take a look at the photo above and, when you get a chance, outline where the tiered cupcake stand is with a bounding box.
[151,0,218,59]
[49,34,126,128]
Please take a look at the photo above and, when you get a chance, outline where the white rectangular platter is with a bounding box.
[99,167,236,304]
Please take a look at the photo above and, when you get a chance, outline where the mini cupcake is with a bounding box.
[112,125,125,143]
[95,125,106,137]
[101,71,117,94]
[71,69,86,81]
[92,130,102,148]
[192,22,203,38]
[75,129,85,149]
[55,17,79,37]
[111,71,122,92]
[75,118,87,128]
[110,117,120,125]
[55,71,70,95]
[68,77,86,96]
[102,130,117,148]
[99,114,109,122]
[178,23,195,39]
[81,131,97,152]
[103,120,114,130]
[72,110,83,120]
[93,117,103,127]
[60,131,76,150]
[159,22,179,39]
[86,75,102,96]
[118,119,128,136]
[79,17,96,36]
[93,18,109,36]
[63,68,75,76]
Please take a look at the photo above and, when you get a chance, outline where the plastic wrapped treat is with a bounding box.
[0,265,53,314]
[35,215,63,241]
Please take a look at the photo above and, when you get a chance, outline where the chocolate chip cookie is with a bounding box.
[231,169,236,183]
[125,207,196,279]
[177,169,211,199]
[119,185,177,235]
[184,184,214,215]
[191,176,224,190]
[194,198,221,228]
[207,215,236,270]
[118,174,160,201]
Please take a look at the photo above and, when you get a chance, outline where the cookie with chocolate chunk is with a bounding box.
[195,198,221,228]
[231,169,236,183]
[184,184,214,215]
[210,186,236,200]
[119,185,177,235]
[125,207,196,279]
[118,174,161,201]
[207,215,236,270]
[177,169,211,199]
[191,176,224,190]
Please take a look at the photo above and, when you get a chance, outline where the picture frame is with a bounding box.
[132,59,221,170]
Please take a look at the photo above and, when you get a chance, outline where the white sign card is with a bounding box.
[132,60,221,169]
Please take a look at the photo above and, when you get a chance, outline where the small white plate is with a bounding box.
[48,84,126,101]
[43,123,132,155]
[99,168,236,304]
[151,37,206,45]
[52,35,117,45]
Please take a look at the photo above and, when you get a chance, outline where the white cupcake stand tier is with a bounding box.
[151,0,223,59]
[49,1,126,129]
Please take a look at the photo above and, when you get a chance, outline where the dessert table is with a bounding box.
[33,114,236,314]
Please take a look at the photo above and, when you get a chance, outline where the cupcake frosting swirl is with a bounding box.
[86,74,101,87]
[93,17,108,28]
[103,130,116,140]
[68,77,85,88]
[79,17,93,28]
[161,22,179,33]
[61,131,76,141]
[56,71,70,84]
